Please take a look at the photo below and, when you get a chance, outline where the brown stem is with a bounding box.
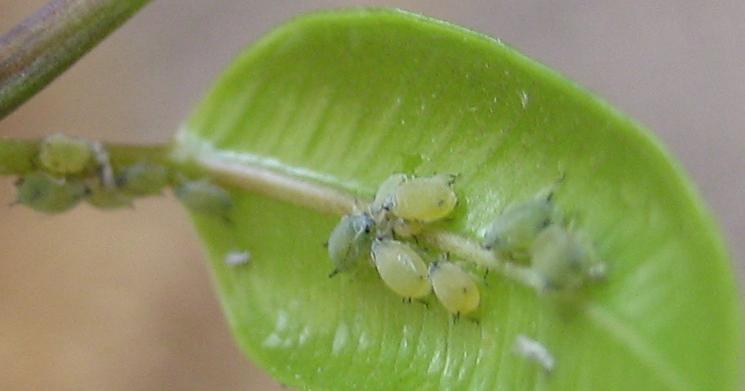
[0,0,152,120]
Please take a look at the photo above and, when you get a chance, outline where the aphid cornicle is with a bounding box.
[390,174,457,223]
[117,162,169,196]
[530,224,603,291]
[38,134,93,175]
[14,172,88,214]
[173,179,233,218]
[327,212,375,276]
[428,260,480,316]
[482,194,554,259]
[371,239,431,299]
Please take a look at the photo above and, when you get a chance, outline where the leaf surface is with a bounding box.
[175,9,742,391]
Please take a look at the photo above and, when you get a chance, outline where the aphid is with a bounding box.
[428,260,480,316]
[117,162,169,196]
[85,183,133,210]
[483,194,555,259]
[530,224,605,291]
[224,250,251,266]
[371,239,431,299]
[513,334,555,373]
[38,133,93,175]
[327,212,375,276]
[173,179,233,218]
[370,173,408,213]
[390,174,457,223]
[14,172,88,214]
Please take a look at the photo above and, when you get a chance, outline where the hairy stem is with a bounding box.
[0,0,152,120]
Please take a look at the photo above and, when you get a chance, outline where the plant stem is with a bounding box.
[0,135,541,291]
[0,137,170,175]
[0,0,152,120]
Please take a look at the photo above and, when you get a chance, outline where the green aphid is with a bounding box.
[38,134,93,175]
[14,172,88,214]
[117,162,169,196]
[86,183,133,210]
[483,194,555,259]
[173,179,233,218]
[371,238,431,300]
[327,212,375,277]
[530,225,605,291]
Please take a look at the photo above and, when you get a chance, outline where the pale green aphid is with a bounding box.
[370,173,408,213]
[86,182,133,210]
[173,179,233,218]
[428,260,480,316]
[371,239,431,299]
[327,212,375,277]
[482,194,554,259]
[14,172,88,214]
[390,174,457,223]
[117,162,169,196]
[530,224,605,291]
[38,133,93,175]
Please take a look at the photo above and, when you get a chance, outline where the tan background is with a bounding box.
[1,1,743,390]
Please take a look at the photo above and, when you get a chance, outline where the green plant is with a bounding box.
[1,4,741,391]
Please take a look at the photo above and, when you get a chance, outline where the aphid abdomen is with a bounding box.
[14,172,87,214]
[173,179,233,218]
[38,134,93,176]
[371,239,431,299]
[327,213,374,275]
[483,199,554,257]
[428,261,480,316]
[118,162,169,196]
[391,174,457,223]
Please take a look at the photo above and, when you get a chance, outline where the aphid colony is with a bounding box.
[13,134,232,218]
[327,172,607,316]
[328,173,480,317]
[482,190,606,292]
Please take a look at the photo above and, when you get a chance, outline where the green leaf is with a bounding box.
[175,8,742,391]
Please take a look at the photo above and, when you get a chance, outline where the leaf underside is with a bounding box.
[177,9,742,391]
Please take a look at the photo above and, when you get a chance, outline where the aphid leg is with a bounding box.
[416,298,430,309]
[328,269,340,278]
[322,241,328,248]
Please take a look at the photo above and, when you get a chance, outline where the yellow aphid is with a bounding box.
[370,173,408,213]
[371,239,431,299]
[390,174,457,223]
[38,133,92,175]
[428,261,480,316]
[530,225,604,291]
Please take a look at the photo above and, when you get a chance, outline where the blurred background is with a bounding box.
[0,1,743,390]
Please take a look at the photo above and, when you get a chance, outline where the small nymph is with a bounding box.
[530,224,605,291]
[390,174,457,223]
[14,172,88,214]
[327,212,375,276]
[85,181,133,210]
[482,192,555,260]
[428,260,480,317]
[371,238,431,300]
[173,179,233,219]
